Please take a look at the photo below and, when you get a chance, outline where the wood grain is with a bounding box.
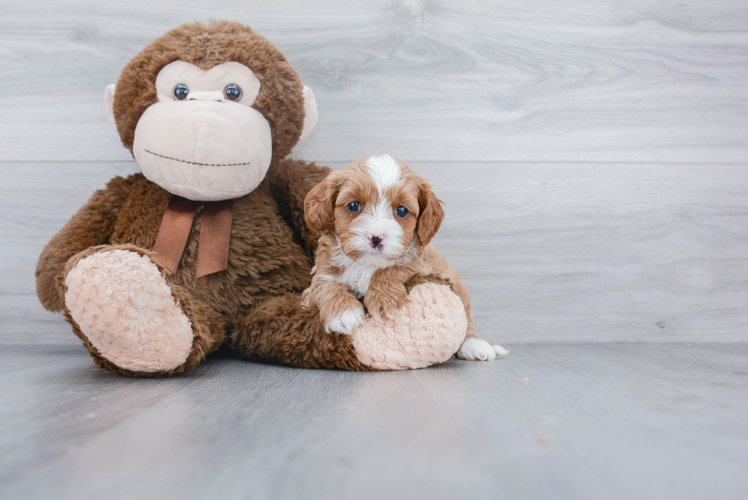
[1,343,747,499]
[4,161,748,344]
[0,0,746,162]
[3,4,748,499]
[422,162,748,343]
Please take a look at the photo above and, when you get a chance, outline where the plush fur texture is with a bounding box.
[40,168,329,375]
[35,22,472,376]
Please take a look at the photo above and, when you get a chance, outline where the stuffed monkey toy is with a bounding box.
[35,21,470,376]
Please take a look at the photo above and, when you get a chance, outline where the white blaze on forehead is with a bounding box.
[365,154,402,194]
[367,197,396,228]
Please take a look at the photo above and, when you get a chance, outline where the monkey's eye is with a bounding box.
[224,84,243,101]
[395,206,409,218]
[173,84,189,101]
[346,201,361,213]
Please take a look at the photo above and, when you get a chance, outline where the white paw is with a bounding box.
[325,307,365,335]
[457,338,507,361]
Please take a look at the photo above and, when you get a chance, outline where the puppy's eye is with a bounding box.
[395,206,409,218]
[346,201,361,213]
[224,84,242,101]
[173,84,189,100]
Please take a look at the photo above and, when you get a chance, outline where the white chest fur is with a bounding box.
[321,246,378,298]
[337,261,377,297]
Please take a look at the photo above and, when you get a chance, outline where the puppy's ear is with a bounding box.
[416,181,445,246]
[304,174,338,235]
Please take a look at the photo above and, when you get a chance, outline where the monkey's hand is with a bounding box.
[36,175,133,312]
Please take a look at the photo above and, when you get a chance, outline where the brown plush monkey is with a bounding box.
[35,21,469,376]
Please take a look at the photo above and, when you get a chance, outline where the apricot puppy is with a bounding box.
[302,154,507,361]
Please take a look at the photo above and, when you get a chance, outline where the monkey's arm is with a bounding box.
[36,175,134,312]
[267,158,331,257]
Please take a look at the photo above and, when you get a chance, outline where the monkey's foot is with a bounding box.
[351,283,467,370]
[64,249,194,374]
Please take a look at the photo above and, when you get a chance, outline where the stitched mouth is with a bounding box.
[145,149,251,167]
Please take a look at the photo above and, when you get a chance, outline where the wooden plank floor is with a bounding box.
[1,343,747,500]
[2,1,748,498]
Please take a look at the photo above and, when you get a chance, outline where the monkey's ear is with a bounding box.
[299,85,318,140]
[304,174,338,235]
[105,84,117,129]
[416,181,445,246]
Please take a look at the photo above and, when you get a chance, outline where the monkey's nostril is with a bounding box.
[370,236,383,248]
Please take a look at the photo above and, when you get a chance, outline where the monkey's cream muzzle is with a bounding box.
[132,98,272,202]
[106,60,318,202]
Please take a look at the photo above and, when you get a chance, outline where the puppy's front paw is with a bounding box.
[364,285,408,321]
[325,307,365,335]
[457,338,508,361]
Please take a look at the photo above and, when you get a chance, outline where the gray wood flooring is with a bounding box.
[2,343,747,500]
[2,1,748,498]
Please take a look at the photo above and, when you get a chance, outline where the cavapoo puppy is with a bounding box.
[302,154,507,361]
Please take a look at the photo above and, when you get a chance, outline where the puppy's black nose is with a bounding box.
[370,235,383,248]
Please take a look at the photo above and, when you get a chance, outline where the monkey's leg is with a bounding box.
[60,244,225,377]
[404,275,508,361]
[231,281,467,371]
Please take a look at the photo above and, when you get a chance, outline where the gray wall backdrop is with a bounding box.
[2,0,747,345]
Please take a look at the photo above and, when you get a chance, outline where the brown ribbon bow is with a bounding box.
[152,195,234,278]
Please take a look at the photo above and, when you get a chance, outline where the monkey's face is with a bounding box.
[130,61,272,201]
[106,22,319,202]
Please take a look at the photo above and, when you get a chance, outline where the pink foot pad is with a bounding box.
[351,283,467,370]
[64,249,194,373]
